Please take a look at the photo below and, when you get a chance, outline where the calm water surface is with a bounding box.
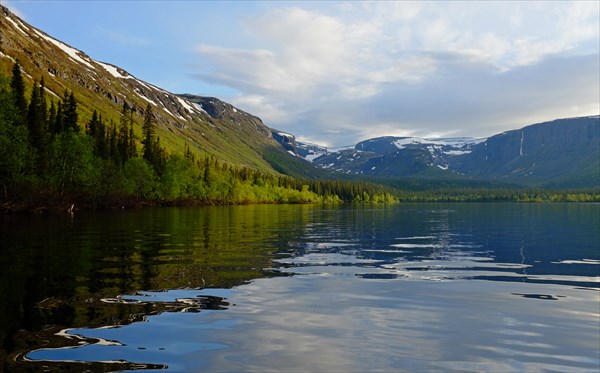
[1,203,598,372]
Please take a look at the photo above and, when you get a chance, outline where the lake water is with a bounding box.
[1,203,598,372]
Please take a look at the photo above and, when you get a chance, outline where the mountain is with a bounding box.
[276,116,599,188]
[2,6,597,189]
[0,6,310,176]
[461,116,600,188]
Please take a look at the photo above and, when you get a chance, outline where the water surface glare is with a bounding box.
[1,203,598,372]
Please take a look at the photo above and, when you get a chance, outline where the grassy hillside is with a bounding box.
[0,6,305,175]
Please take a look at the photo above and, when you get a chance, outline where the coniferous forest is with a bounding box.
[0,64,400,212]
[1,64,598,213]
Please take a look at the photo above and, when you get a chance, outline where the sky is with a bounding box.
[4,0,599,147]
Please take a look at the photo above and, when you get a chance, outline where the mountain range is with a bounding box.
[276,116,600,188]
[1,6,598,189]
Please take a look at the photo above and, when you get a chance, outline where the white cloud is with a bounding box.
[192,2,600,146]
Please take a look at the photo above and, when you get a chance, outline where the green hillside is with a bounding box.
[0,5,303,175]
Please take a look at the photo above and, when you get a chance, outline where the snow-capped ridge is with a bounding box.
[393,136,486,150]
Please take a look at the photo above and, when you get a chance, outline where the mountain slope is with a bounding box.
[278,116,599,188]
[461,116,600,188]
[0,6,304,175]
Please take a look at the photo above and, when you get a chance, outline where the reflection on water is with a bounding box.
[1,203,599,372]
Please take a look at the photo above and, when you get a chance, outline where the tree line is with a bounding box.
[0,63,397,211]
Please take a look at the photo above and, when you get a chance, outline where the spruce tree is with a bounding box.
[108,120,121,165]
[10,61,27,126]
[96,113,107,158]
[53,100,64,134]
[142,103,156,163]
[128,120,137,159]
[39,77,47,128]
[63,91,78,132]
[26,78,49,172]
[48,100,57,136]
[142,103,166,174]
[88,109,99,137]
[88,109,107,157]
[118,103,131,163]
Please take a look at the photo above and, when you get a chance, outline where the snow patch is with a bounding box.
[191,102,207,114]
[329,145,354,152]
[445,149,471,155]
[519,131,524,156]
[394,137,485,150]
[134,90,157,106]
[131,78,153,91]
[303,152,326,162]
[393,137,428,149]
[96,61,129,78]
[176,97,196,114]
[277,132,294,138]
[44,87,60,99]
[162,106,180,119]
[32,29,96,70]
[437,164,449,170]
[6,17,28,35]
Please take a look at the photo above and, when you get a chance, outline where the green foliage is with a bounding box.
[48,131,97,195]
[4,66,595,211]
[0,75,31,197]
[158,155,203,200]
[124,157,157,199]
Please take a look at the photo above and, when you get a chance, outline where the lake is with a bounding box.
[1,203,598,372]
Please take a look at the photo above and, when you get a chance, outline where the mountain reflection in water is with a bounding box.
[1,203,598,372]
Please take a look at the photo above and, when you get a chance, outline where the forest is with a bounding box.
[0,63,399,212]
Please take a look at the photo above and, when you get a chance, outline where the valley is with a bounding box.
[0,4,598,213]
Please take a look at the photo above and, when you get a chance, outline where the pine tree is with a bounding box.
[48,100,57,136]
[108,120,121,165]
[142,103,156,162]
[26,78,49,171]
[118,103,132,163]
[128,120,137,159]
[87,109,107,157]
[153,135,166,175]
[53,100,64,134]
[96,113,107,159]
[39,77,47,127]
[10,61,27,126]
[63,91,78,132]
[88,109,99,137]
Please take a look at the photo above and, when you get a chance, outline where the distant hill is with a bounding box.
[274,116,599,188]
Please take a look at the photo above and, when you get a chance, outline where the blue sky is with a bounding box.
[5,0,600,147]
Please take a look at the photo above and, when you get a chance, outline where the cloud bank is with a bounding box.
[192,2,599,146]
